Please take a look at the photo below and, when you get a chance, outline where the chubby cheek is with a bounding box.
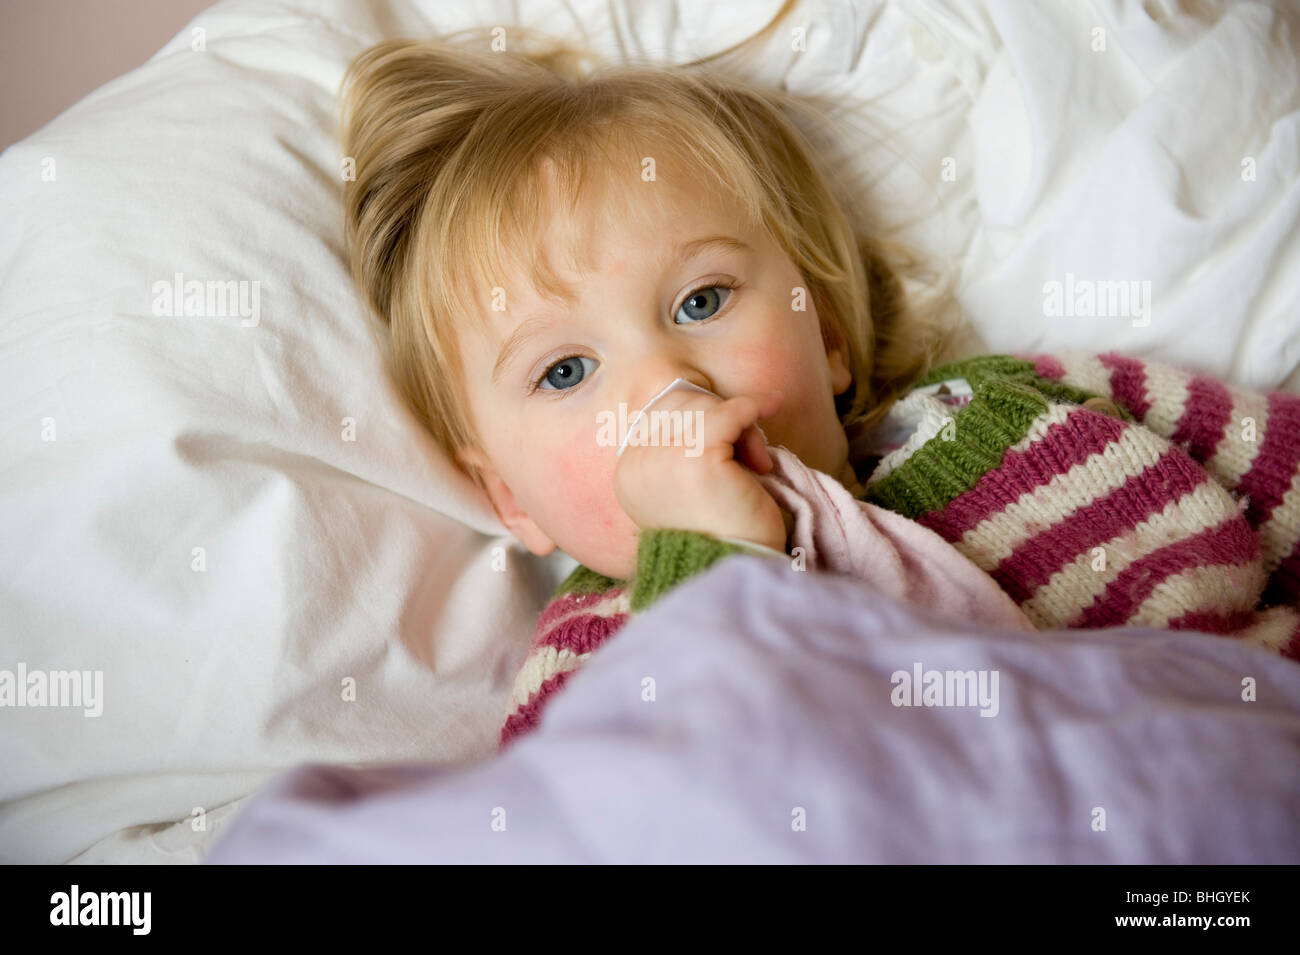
[724,327,841,472]
[551,436,641,577]
[553,443,616,527]
[725,341,818,430]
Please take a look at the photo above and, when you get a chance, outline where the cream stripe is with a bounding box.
[1015,481,1246,628]
[958,412,1168,568]
[1133,359,1191,442]
[1053,351,1114,397]
[1208,386,1269,490]
[1258,466,1300,574]
[510,645,591,708]
[1129,562,1268,628]
[543,588,631,634]
[933,403,1072,562]
[1235,606,1300,655]
[514,587,631,706]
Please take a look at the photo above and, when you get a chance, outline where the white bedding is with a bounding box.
[1,0,1297,863]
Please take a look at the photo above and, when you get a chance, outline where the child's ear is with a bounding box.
[828,346,852,396]
[822,323,853,397]
[456,446,557,557]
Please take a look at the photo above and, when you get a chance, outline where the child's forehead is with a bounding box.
[508,149,753,292]
[444,124,766,352]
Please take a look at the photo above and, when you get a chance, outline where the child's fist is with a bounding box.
[613,389,787,553]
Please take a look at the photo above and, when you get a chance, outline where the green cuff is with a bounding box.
[914,353,1134,421]
[554,563,621,599]
[629,528,749,612]
[865,378,1053,520]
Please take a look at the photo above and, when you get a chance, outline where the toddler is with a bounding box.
[336,25,1300,751]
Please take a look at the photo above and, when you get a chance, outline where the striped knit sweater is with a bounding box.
[500,350,1300,749]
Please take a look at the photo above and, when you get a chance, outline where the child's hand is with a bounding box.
[613,389,788,553]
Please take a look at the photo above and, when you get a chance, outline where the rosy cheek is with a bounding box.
[727,343,803,404]
[555,434,621,530]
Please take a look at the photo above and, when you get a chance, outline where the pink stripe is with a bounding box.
[1069,515,1260,628]
[538,609,628,656]
[990,446,1218,601]
[1169,374,1233,463]
[1162,607,1256,636]
[920,408,1128,540]
[1020,353,1065,380]
[1235,391,1300,529]
[531,586,626,643]
[1098,352,1151,421]
[499,669,575,750]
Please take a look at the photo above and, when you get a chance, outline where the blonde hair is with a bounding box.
[340,4,970,490]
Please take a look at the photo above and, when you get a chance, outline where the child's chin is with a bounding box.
[579,544,637,582]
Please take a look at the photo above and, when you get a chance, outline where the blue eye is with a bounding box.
[536,355,597,392]
[675,285,732,324]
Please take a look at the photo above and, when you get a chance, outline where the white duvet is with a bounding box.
[1,0,1297,863]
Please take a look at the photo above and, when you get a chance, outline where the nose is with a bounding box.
[616,320,717,412]
[628,362,717,410]
[616,369,719,458]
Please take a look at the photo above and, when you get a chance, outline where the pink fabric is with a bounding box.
[755,444,1036,632]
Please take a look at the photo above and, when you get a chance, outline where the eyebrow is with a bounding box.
[491,233,752,384]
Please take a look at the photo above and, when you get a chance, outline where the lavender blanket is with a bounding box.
[204,556,1300,863]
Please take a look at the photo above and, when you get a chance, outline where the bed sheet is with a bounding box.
[204,555,1300,864]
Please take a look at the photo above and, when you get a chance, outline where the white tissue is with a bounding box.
[617,378,716,457]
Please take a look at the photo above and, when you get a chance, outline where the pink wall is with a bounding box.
[0,0,214,150]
